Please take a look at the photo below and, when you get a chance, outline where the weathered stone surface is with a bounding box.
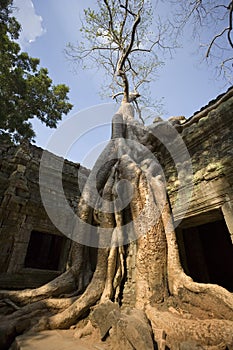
[90,301,120,339]
[119,309,154,350]
[0,142,90,287]
[165,92,233,224]
[91,302,154,350]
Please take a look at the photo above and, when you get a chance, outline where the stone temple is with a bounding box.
[0,87,233,293]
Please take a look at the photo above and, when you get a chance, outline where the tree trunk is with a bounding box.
[0,102,233,349]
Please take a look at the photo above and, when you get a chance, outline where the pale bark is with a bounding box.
[0,101,233,349]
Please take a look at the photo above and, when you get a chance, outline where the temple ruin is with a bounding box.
[0,87,232,293]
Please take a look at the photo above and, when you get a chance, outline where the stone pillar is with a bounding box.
[0,161,30,273]
[222,200,233,244]
[7,223,32,273]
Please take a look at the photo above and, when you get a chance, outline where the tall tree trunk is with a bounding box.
[0,102,233,349]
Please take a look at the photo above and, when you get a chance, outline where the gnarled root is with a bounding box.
[0,269,77,305]
[0,297,77,350]
[31,247,109,331]
[146,305,233,349]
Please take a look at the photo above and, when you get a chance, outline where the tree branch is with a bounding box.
[227,0,233,49]
[119,0,128,40]
[206,27,229,57]
[112,91,124,100]
[116,4,142,101]
[103,0,120,44]
[126,58,138,76]
[133,99,144,124]
[68,0,166,117]
[120,3,137,17]
[134,79,150,91]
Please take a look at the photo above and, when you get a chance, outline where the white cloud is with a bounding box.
[13,0,45,48]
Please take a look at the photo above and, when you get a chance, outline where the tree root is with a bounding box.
[0,296,78,349]
[30,248,109,331]
[0,241,88,306]
[0,269,77,305]
[1,106,233,350]
[146,305,233,349]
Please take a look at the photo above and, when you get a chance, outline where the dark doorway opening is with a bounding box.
[24,231,66,271]
[177,219,233,292]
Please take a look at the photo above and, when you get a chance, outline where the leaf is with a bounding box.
[0,0,73,143]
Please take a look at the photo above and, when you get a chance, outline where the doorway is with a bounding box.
[177,219,233,292]
[24,230,67,271]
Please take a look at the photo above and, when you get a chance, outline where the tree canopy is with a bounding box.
[67,0,233,114]
[0,0,73,143]
[67,0,173,122]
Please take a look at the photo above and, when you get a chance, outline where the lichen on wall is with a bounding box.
[0,142,90,288]
[159,88,233,223]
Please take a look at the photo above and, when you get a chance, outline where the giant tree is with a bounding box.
[0,0,73,143]
[0,1,233,349]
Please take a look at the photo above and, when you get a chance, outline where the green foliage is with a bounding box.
[0,0,73,143]
[67,0,170,116]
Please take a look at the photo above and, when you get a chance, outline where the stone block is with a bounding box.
[110,308,154,350]
[222,201,233,242]
[90,301,120,339]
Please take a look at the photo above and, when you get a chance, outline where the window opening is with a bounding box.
[177,219,233,292]
[24,230,66,271]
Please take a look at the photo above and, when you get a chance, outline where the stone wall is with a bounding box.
[121,87,233,305]
[163,87,233,236]
[0,142,89,288]
[0,88,233,292]
[160,87,233,292]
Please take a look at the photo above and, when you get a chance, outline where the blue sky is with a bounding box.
[13,0,231,167]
